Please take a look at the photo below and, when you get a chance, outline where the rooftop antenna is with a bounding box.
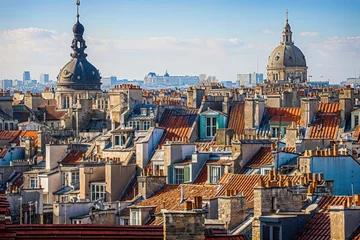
[76,0,80,22]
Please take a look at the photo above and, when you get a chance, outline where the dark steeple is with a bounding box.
[56,0,101,91]
[71,0,87,58]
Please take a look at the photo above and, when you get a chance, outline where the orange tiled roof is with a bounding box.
[61,150,85,164]
[0,130,22,141]
[20,130,39,147]
[308,103,341,139]
[216,174,270,201]
[266,107,301,124]
[45,106,67,121]
[0,148,7,158]
[294,196,347,240]
[135,184,219,214]
[354,125,360,141]
[228,103,245,135]
[158,108,198,144]
[241,147,272,170]
[217,174,305,201]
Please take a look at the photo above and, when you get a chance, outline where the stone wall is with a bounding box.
[217,196,246,230]
[163,210,205,240]
[138,175,166,199]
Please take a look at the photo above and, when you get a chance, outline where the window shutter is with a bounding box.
[199,116,205,139]
[184,165,190,182]
[168,165,174,184]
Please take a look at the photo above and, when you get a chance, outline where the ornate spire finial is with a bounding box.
[286,9,289,22]
[76,0,80,22]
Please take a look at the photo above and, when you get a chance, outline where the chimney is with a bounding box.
[329,205,360,240]
[218,195,247,230]
[300,98,318,127]
[137,175,167,199]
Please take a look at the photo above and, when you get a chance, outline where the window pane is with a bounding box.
[207,117,211,125]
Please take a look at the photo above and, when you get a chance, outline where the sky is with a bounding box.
[0,0,359,83]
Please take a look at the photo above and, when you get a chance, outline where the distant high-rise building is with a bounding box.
[23,71,31,85]
[237,73,263,86]
[1,79,13,90]
[40,73,50,84]
[102,76,117,86]
[144,71,199,86]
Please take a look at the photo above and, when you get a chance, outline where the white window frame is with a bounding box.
[90,183,106,201]
[143,121,150,130]
[206,116,217,137]
[131,211,139,225]
[71,172,79,185]
[210,166,222,184]
[30,177,37,189]
[174,167,184,184]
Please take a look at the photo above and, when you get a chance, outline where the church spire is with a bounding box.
[282,10,293,45]
[71,0,87,58]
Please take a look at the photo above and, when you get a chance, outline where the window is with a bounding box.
[30,177,37,188]
[128,121,133,128]
[272,226,280,240]
[131,211,139,225]
[210,166,222,184]
[174,168,184,184]
[355,115,359,127]
[134,121,140,130]
[71,172,79,185]
[272,127,279,138]
[124,219,129,225]
[114,135,125,147]
[143,121,150,130]
[206,117,217,137]
[115,136,120,146]
[90,184,106,201]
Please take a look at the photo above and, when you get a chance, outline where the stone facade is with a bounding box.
[253,186,303,239]
[217,195,246,230]
[163,210,205,240]
[138,175,167,199]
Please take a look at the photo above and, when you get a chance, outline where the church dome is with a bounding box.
[57,57,101,90]
[267,43,306,69]
[57,14,101,90]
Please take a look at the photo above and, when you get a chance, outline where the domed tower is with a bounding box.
[56,0,102,109]
[266,11,307,83]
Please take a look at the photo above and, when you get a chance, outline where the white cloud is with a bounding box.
[300,32,319,36]
[262,29,273,34]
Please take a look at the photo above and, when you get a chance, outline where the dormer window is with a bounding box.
[141,108,147,116]
[114,135,125,147]
[210,166,223,184]
[206,117,217,137]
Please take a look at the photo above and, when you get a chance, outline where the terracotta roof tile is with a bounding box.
[266,107,301,124]
[308,103,341,139]
[294,196,348,240]
[135,184,219,214]
[228,103,245,135]
[0,148,8,158]
[241,147,272,171]
[354,125,360,141]
[44,106,68,121]
[158,108,198,144]
[61,150,85,164]
[194,164,208,185]
[216,174,270,201]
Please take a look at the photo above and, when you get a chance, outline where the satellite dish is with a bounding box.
[305,204,318,214]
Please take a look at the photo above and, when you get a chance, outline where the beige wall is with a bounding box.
[105,163,136,202]
[79,165,105,200]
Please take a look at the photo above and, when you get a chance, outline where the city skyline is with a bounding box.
[0,0,359,83]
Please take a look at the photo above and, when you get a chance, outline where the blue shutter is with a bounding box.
[199,115,205,139]
[167,165,174,184]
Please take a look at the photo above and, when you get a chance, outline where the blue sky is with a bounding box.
[0,0,359,83]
